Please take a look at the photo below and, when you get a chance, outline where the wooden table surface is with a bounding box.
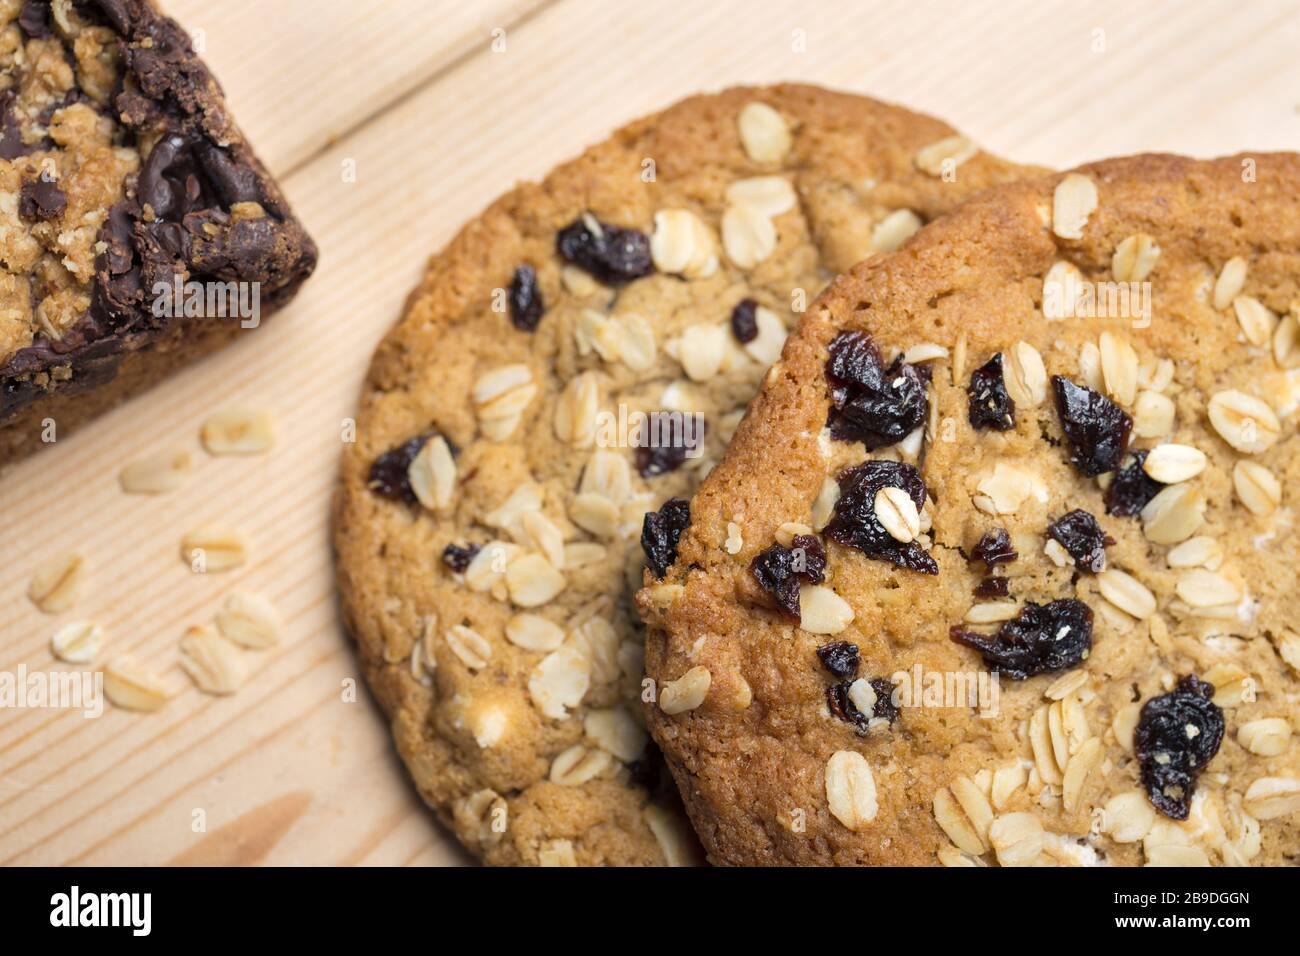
[2,0,1298,866]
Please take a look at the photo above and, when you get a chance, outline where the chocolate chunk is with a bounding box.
[730,298,759,343]
[974,576,1010,599]
[1047,508,1112,572]
[1135,676,1224,820]
[195,140,261,207]
[1051,376,1133,477]
[0,90,35,161]
[556,216,653,284]
[825,460,938,574]
[367,431,444,504]
[18,1,51,39]
[950,598,1093,680]
[971,528,1017,569]
[88,0,132,33]
[750,535,827,619]
[816,641,860,679]
[139,135,210,221]
[441,543,481,573]
[634,414,706,478]
[967,353,1016,431]
[1105,450,1164,517]
[18,176,66,221]
[508,264,544,331]
[641,498,691,579]
[825,331,929,449]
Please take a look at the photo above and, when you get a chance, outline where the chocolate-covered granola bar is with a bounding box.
[0,0,316,463]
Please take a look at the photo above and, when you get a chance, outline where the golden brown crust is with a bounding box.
[333,84,1035,865]
[639,154,1300,867]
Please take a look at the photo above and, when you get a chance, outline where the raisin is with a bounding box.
[825,331,929,449]
[827,677,899,735]
[1047,509,1113,573]
[869,677,901,724]
[367,430,449,504]
[971,528,1017,569]
[1135,676,1225,820]
[1105,450,1164,517]
[824,460,938,574]
[967,353,1016,431]
[626,745,668,793]
[816,641,860,678]
[949,598,1093,680]
[441,543,481,573]
[641,498,691,579]
[750,535,827,619]
[730,298,759,343]
[634,414,706,477]
[1051,376,1133,477]
[508,264,544,331]
[556,216,653,284]
[974,576,1010,599]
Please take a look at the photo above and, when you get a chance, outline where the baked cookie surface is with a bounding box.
[637,154,1300,867]
[333,84,1033,865]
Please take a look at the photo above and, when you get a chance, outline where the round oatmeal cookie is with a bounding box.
[637,154,1300,867]
[333,84,1034,865]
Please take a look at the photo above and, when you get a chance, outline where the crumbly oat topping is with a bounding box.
[1,0,315,455]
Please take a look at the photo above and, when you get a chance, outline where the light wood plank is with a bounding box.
[161,0,551,172]
[2,0,1297,865]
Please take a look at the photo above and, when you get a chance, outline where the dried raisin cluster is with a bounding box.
[441,542,481,573]
[641,498,692,579]
[950,598,1093,679]
[827,677,900,735]
[508,264,544,331]
[1105,450,1164,517]
[1046,509,1112,572]
[634,416,706,478]
[825,331,929,449]
[368,430,448,504]
[556,215,654,284]
[813,639,900,733]
[974,576,1011,599]
[1135,676,1225,820]
[816,640,860,678]
[971,528,1017,568]
[967,353,1015,431]
[730,298,759,343]
[750,535,827,619]
[825,460,938,574]
[1052,376,1133,476]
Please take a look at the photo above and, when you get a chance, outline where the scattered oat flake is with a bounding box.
[28,552,87,613]
[119,446,194,494]
[200,406,275,455]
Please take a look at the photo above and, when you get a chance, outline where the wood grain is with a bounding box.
[1,0,1297,865]
[162,0,552,173]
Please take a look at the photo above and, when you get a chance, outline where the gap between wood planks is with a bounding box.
[279,0,567,182]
